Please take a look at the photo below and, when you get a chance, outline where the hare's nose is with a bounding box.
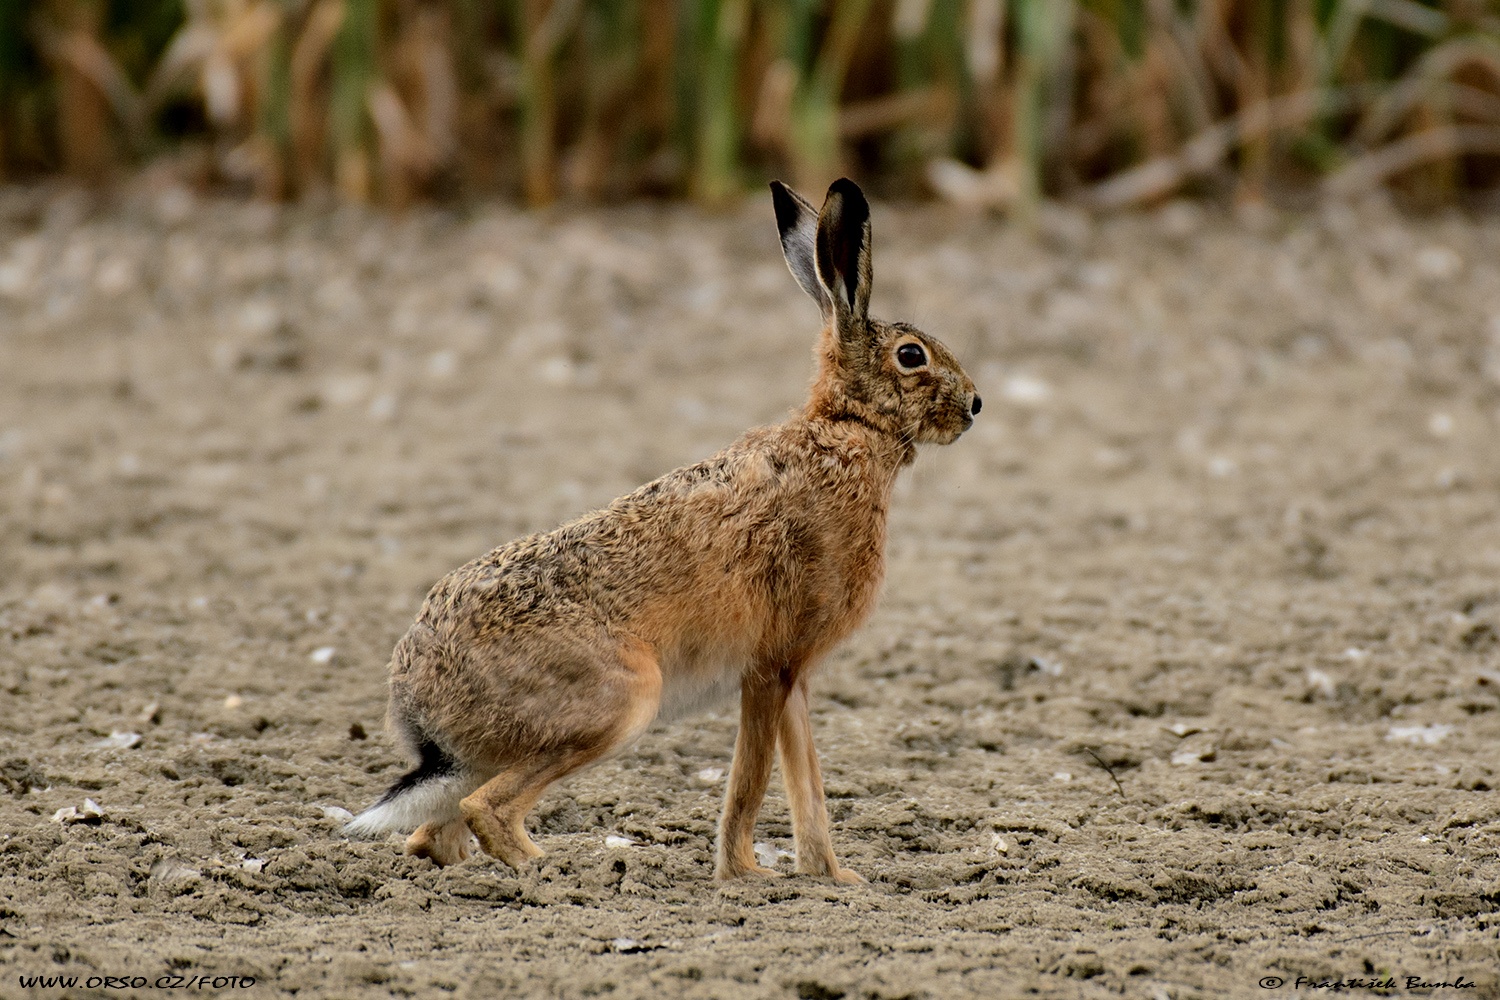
[970,394,983,416]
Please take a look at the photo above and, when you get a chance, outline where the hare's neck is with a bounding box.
[802,396,915,473]
[798,415,912,488]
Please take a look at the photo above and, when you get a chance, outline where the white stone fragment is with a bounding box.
[1306,669,1337,700]
[91,731,141,750]
[753,841,792,868]
[605,835,636,849]
[1030,657,1063,677]
[53,799,106,825]
[310,646,337,664]
[1386,724,1453,745]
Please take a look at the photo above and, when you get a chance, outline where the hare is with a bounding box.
[347,179,979,883]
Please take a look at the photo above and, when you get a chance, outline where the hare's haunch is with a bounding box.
[348,179,980,882]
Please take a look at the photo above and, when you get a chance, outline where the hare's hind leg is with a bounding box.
[406,818,475,866]
[778,678,863,884]
[461,638,662,868]
[460,756,575,865]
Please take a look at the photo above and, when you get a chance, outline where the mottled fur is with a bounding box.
[348,179,979,882]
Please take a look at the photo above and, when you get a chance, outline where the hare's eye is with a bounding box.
[896,343,927,369]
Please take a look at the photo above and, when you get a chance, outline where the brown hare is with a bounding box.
[347,179,979,883]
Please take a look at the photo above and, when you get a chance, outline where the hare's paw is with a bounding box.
[714,861,784,881]
[795,859,865,884]
[463,810,546,868]
[405,820,476,867]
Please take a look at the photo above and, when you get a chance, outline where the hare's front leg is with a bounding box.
[778,677,863,884]
[715,673,790,879]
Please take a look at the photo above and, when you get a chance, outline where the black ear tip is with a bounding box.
[826,177,865,201]
[825,177,869,221]
[770,182,795,228]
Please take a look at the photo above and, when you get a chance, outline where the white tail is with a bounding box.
[345,772,473,837]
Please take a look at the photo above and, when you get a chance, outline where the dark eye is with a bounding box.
[896,343,927,369]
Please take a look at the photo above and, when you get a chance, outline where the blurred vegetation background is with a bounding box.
[1,0,1498,211]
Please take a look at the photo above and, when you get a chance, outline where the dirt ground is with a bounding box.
[1,182,1498,1000]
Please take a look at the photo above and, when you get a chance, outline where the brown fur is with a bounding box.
[357,179,978,880]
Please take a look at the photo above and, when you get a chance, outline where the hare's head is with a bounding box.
[773,179,980,449]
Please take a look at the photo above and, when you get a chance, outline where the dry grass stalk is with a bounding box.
[2,0,1499,207]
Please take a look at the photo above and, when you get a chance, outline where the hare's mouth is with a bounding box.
[921,421,969,445]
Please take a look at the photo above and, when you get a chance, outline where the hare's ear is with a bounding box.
[771,181,830,319]
[814,178,872,328]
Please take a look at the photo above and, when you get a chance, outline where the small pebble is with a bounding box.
[53,798,106,825]
[1029,657,1063,677]
[90,731,141,750]
[310,646,337,665]
[1305,669,1337,700]
[753,841,791,868]
[321,805,354,823]
[1386,724,1452,745]
[605,835,635,849]
[1171,749,1216,765]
